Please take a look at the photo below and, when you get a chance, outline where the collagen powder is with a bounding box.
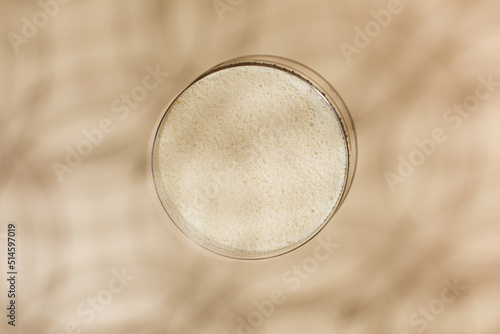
[153,64,348,257]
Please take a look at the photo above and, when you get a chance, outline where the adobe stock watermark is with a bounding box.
[8,0,72,54]
[340,0,413,64]
[398,277,467,334]
[51,268,134,334]
[213,0,245,21]
[225,235,340,334]
[385,74,500,192]
[51,65,169,183]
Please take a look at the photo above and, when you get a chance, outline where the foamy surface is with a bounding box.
[154,65,347,255]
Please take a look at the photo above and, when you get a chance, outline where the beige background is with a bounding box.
[1,0,500,333]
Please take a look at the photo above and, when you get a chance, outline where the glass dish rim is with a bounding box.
[151,55,357,260]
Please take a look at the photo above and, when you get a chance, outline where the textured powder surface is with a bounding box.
[154,65,348,256]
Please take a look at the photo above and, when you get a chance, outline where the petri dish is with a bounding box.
[151,55,357,259]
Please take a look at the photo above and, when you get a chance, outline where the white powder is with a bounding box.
[153,65,348,256]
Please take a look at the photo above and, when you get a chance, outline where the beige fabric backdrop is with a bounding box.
[1,0,499,333]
